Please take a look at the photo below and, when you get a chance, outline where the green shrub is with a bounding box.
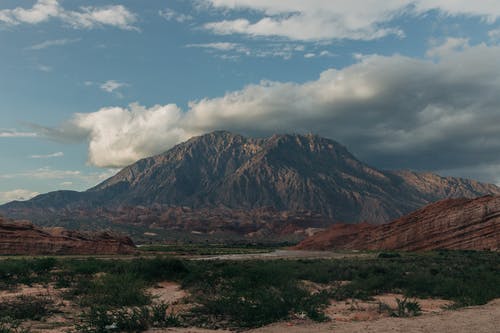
[378,252,401,259]
[76,303,180,333]
[0,295,55,321]
[76,273,150,308]
[391,297,422,317]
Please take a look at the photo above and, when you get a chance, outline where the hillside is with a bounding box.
[295,195,500,251]
[1,131,499,230]
[0,216,136,255]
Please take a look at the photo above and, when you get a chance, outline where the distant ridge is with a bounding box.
[294,195,500,251]
[1,131,499,228]
[0,216,136,255]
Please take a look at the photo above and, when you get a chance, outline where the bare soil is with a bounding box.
[152,298,500,333]
[249,299,500,333]
[4,283,499,333]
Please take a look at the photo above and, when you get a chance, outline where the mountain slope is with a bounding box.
[294,195,500,251]
[1,131,500,225]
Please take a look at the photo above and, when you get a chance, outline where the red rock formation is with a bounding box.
[0,217,136,255]
[295,195,500,251]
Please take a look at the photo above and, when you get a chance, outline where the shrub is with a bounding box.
[76,303,180,333]
[0,295,55,321]
[392,297,422,317]
[76,273,150,308]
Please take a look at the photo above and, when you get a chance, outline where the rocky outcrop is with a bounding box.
[295,195,500,251]
[1,131,500,227]
[0,217,136,255]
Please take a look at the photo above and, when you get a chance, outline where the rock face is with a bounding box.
[1,131,500,227]
[0,217,136,255]
[294,195,500,251]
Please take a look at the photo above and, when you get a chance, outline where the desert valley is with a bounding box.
[1,1,500,332]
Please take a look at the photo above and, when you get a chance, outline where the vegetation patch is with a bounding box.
[0,295,55,321]
[0,251,499,330]
[76,303,180,333]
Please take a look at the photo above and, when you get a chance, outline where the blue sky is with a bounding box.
[1,0,500,203]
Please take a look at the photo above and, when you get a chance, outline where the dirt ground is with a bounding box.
[249,299,500,333]
[4,283,500,333]
[152,297,500,333]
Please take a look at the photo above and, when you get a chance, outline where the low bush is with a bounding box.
[392,297,422,317]
[76,303,180,333]
[74,273,150,308]
[0,295,55,321]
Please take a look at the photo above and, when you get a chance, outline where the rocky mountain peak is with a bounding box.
[2,131,500,226]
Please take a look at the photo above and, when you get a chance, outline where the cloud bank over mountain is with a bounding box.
[41,41,500,183]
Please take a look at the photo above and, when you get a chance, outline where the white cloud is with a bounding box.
[0,130,37,138]
[29,152,64,159]
[0,0,137,30]
[0,189,40,204]
[489,28,500,41]
[99,80,128,98]
[187,42,246,52]
[159,8,193,23]
[30,38,79,50]
[100,80,127,93]
[55,104,189,168]
[319,50,334,57]
[39,42,500,183]
[188,41,307,59]
[186,42,251,58]
[414,0,500,23]
[304,50,335,58]
[201,0,499,41]
[426,37,469,58]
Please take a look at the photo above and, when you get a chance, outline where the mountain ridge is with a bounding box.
[294,195,500,251]
[1,131,499,229]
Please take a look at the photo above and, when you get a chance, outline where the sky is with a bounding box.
[1,0,500,203]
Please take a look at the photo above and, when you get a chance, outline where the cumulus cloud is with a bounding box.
[29,152,64,159]
[201,0,499,41]
[39,42,500,183]
[48,104,189,168]
[0,189,39,204]
[0,0,137,30]
[426,37,469,58]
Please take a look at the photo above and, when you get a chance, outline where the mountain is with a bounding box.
[294,195,500,251]
[0,216,136,255]
[1,131,499,231]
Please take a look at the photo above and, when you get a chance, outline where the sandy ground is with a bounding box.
[4,283,500,333]
[250,299,500,333]
[156,299,500,333]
